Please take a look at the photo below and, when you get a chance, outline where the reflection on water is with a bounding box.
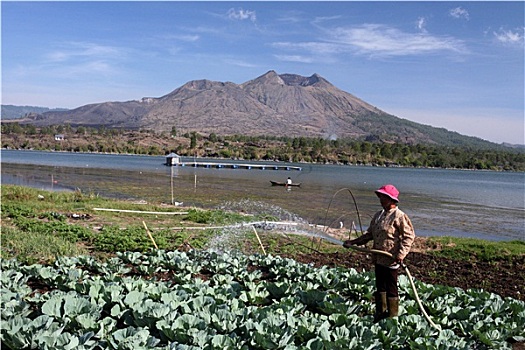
[1,150,524,241]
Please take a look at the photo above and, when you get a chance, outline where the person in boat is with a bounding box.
[343,184,415,322]
[286,177,293,187]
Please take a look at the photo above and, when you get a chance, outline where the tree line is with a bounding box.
[2,123,524,171]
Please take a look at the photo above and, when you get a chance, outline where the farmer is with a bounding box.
[343,184,415,322]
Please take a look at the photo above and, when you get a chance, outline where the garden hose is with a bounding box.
[317,186,441,330]
[343,244,442,331]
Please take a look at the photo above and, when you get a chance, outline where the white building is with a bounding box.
[165,152,181,166]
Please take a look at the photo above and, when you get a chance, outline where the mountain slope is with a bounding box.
[21,71,497,147]
[1,105,68,119]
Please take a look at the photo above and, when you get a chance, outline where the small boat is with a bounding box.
[270,180,301,187]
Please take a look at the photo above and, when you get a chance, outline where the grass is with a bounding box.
[1,225,88,265]
[1,185,523,266]
[0,185,275,263]
[426,236,525,262]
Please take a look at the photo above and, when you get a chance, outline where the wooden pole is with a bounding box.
[142,221,159,250]
[252,226,266,255]
[170,166,174,205]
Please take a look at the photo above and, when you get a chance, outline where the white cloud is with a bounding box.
[158,33,200,43]
[272,41,341,55]
[52,60,116,77]
[276,13,303,24]
[416,17,427,33]
[493,27,525,47]
[181,25,223,36]
[173,34,200,42]
[312,15,342,25]
[329,24,467,57]
[46,42,122,63]
[223,58,259,68]
[11,42,127,82]
[227,8,256,22]
[449,7,470,21]
[272,24,468,61]
[274,54,313,63]
[271,41,342,64]
[13,57,115,79]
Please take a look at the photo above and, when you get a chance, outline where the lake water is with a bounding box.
[2,149,524,241]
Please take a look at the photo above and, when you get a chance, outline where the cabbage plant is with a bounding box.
[1,250,524,349]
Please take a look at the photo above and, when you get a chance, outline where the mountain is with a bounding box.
[20,71,498,147]
[1,105,68,119]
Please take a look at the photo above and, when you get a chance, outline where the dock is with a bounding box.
[165,153,302,171]
[176,161,302,171]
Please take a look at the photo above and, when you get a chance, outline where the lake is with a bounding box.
[2,149,524,241]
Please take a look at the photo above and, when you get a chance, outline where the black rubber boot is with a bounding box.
[373,292,388,323]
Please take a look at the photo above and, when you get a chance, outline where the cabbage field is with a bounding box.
[2,249,524,350]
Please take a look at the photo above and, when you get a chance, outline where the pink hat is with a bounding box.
[375,184,399,202]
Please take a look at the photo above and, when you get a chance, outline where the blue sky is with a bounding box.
[2,1,524,145]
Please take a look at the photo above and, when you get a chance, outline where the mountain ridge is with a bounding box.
[13,71,505,148]
[1,105,69,119]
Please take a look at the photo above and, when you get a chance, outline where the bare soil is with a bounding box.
[278,244,525,350]
[192,233,525,349]
[272,236,525,302]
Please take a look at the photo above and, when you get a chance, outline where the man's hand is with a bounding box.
[342,240,353,248]
[343,237,364,248]
[392,256,404,265]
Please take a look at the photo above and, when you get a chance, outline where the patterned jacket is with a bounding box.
[355,207,415,267]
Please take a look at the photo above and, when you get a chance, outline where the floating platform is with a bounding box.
[176,161,302,171]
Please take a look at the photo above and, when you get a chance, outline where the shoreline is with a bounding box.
[2,151,524,242]
[2,147,524,173]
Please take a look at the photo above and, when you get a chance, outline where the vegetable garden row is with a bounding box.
[2,249,524,349]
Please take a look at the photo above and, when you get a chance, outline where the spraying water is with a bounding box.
[209,196,441,331]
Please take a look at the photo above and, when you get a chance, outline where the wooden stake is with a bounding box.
[142,221,159,250]
[251,226,266,255]
[170,166,174,205]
